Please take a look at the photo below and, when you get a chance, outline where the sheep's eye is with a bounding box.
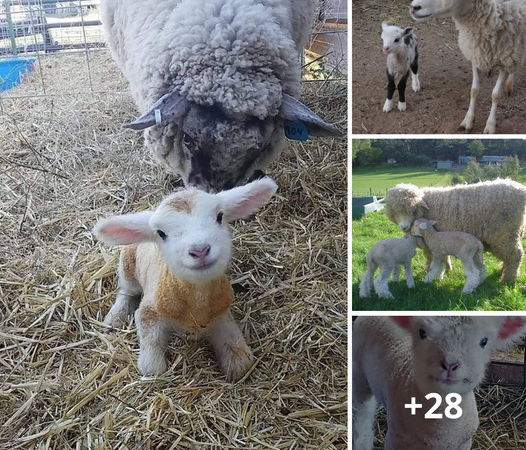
[480,337,488,348]
[419,329,427,339]
[157,230,167,240]
[216,212,224,224]
[394,38,399,43]
[182,133,195,148]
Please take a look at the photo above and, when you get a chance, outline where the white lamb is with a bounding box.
[100,0,341,192]
[410,0,526,134]
[411,218,486,294]
[359,233,421,299]
[381,22,421,113]
[93,178,277,380]
[353,316,526,450]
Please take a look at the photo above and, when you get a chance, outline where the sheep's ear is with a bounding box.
[123,90,189,130]
[496,317,526,343]
[403,27,413,35]
[421,200,429,210]
[218,178,278,222]
[94,211,155,245]
[392,316,411,329]
[419,222,427,230]
[279,93,343,138]
[429,220,437,226]
[382,21,388,30]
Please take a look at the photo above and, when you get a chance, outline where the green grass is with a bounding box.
[352,212,526,311]
[352,165,453,196]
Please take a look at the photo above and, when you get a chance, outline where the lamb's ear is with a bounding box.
[382,21,389,30]
[123,90,189,130]
[403,27,413,35]
[429,220,437,226]
[419,222,428,230]
[392,316,412,329]
[279,93,343,138]
[494,317,526,347]
[218,178,278,222]
[93,211,155,245]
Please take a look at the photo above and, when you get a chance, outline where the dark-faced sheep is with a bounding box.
[101,0,342,192]
[381,179,526,282]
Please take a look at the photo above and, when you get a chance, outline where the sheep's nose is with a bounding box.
[441,361,459,374]
[189,244,211,259]
[383,46,389,54]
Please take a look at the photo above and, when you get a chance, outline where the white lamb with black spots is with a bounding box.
[381,22,421,113]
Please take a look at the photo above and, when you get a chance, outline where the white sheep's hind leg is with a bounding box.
[373,263,394,299]
[359,260,378,298]
[135,306,170,376]
[484,69,508,134]
[461,260,480,294]
[206,310,254,382]
[391,264,401,282]
[424,259,441,283]
[404,262,415,288]
[459,62,480,133]
[504,73,514,97]
[104,276,142,328]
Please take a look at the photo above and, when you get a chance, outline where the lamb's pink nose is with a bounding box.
[383,47,389,54]
[189,244,211,259]
[441,361,459,376]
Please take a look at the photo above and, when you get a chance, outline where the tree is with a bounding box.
[500,155,520,180]
[463,158,481,183]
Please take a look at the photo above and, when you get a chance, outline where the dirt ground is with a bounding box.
[352,0,526,134]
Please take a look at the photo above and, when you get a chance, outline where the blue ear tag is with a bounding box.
[285,121,309,141]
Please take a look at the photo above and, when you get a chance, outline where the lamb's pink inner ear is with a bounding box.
[392,316,411,329]
[223,179,278,221]
[498,317,526,339]
[98,223,148,244]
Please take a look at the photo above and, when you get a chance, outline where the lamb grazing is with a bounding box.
[381,22,421,113]
[93,178,278,380]
[410,0,526,134]
[353,316,526,450]
[359,233,421,299]
[381,179,526,282]
[411,218,486,293]
[100,0,342,192]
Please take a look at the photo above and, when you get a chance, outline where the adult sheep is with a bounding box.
[381,179,526,282]
[410,0,526,134]
[101,0,342,192]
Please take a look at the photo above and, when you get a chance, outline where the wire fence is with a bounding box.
[0,0,347,100]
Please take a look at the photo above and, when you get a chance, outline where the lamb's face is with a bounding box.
[381,23,409,55]
[410,0,471,21]
[151,190,232,283]
[408,317,495,396]
[161,105,283,193]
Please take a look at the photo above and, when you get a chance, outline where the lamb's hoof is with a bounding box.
[407,282,415,289]
[383,99,393,113]
[412,82,421,92]
[359,291,370,298]
[397,101,407,111]
[103,313,127,330]
[378,292,394,299]
[483,123,496,134]
[221,344,254,382]
[462,288,475,294]
[458,123,472,134]
[138,349,168,376]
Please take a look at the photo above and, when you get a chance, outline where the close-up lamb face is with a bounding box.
[381,23,411,55]
[408,317,495,396]
[158,105,283,193]
[410,0,471,21]
[151,190,233,282]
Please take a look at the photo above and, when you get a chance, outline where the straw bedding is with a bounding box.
[0,51,347,449]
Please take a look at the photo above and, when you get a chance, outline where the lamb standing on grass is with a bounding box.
[381,179,526,282]
[381,22,421,113]
[94,178,277,380]
[359,233,421,299]
[353,316,526,450]
[411,218,486,294]
[410,0,526,134]
[101,0,341,192]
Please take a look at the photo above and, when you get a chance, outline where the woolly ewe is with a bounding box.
[381,179,526,282]
[94,178,277,380]
[353,316,526,450]
[410,0,526,133]
[101,0,341,192]
[381,22,421,113]
[411,218,486,294]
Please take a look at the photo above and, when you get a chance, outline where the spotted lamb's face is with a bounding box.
[381,23,411,55]
[150,105,284,193]
[409,0,471,21]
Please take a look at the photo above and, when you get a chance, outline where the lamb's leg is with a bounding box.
[459,62,479,133]
[352,366,377,450]
[206,310,254,382]
[373,263,394,299]
[504,73,514,97]
[391,264,401,282]
[404,261,415,289]
[461,257,480,294]
[473,246,487,284]
[424,258,442,283]
[104,271,142,328]
[135,306,170,375]
[484,69,509,134]
[359,259,378,298]
[383,70,396,112]
[410,48,420,92]
[397,71,409,111]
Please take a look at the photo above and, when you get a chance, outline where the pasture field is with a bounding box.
[352,212,526,311]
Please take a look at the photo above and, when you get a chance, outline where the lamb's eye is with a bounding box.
[480,337,488,348]
[419,329,427,339]
[182,133,195,148]
[216,212,224,224]
[157,230,167,240]
[394,38,399,42]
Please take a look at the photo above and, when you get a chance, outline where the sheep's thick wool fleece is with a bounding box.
[454,0,526,71]
[104,0,313,119]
